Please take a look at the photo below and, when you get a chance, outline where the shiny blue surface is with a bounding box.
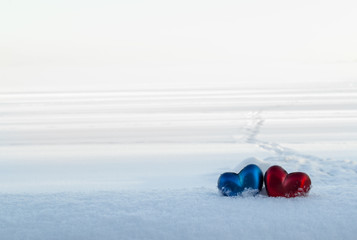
[217,164,263,196]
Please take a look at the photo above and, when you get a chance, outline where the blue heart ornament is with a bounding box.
[217,164,263,196]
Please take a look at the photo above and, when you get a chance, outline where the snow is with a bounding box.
[0,189,356,240]
[1,85,357,239]
[1,0,357,238]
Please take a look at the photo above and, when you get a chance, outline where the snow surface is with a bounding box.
[1,85,357,239]
[2,0,357,238]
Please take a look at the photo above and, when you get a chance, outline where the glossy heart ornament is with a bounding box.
[264,165,311,198]
[217,164,263,196]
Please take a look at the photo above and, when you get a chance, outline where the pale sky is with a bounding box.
[1,0,357,91]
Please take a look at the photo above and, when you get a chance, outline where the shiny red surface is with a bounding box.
[264,165,311,198]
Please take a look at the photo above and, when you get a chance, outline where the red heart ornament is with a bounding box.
[264,165,311,198]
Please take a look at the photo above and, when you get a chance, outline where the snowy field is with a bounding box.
[2,0,357,239]
[1,82,357,240]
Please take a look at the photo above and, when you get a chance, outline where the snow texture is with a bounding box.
[1,86,357,239]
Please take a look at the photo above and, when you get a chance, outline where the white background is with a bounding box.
[1,0,357,91]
